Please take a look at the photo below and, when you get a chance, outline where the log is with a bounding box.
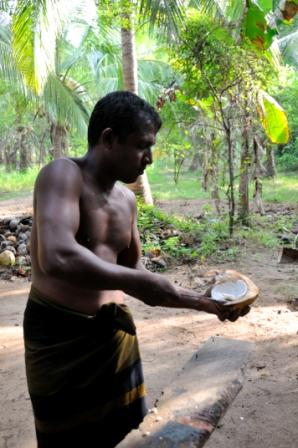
[117,337,254,448]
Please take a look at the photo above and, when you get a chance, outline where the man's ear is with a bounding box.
[101,128,114,148]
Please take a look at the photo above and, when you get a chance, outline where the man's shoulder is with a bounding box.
[42,157,80,173]
[35,158,83,197]
[38,158,82,181]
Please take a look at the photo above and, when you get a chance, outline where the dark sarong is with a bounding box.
[23,286,147,448]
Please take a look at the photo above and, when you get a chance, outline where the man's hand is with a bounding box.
[178,288,250,322]
[197,297,250,322]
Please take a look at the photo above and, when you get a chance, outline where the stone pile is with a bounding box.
[0,216,32,279]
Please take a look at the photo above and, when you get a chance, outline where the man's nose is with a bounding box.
[143,149,152,165]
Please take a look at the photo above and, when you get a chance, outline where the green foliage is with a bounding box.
[137,201,233,263]
[272,66,298,169]
[42,73,90,135]
[11,0,98,95]
[244,0,278,50]
[147,160,210,200]
[0,166,39,194]
[257,90,289,143]
[260,175,298,202]
[236,212,297,248]
[137,200,291,265]
[172,11,238,98]
[277,147,298,171]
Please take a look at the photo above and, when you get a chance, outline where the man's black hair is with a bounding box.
[88,91,162,148]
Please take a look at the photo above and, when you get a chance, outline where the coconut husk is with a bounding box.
[210,269,259,310]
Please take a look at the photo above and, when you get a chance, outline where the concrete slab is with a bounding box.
[117,337,254,448]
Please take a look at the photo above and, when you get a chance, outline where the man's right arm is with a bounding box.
[34,159,247,321]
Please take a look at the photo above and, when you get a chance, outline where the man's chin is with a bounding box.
[122,172,144,184]
[122,175,140,184]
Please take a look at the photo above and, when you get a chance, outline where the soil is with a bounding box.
[0,197,297,448]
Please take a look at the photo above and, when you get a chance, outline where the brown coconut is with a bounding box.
[210,269,259,310]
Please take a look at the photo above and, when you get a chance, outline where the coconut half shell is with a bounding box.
[210,269,259,310]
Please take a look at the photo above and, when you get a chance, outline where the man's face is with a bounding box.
[110,121,157,184]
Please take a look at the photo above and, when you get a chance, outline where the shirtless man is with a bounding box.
[24,91,248,448]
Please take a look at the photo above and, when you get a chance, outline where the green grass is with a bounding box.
[0,166,39,199]
[0,160,297,206]
[148,160,298,204]
[261,175,298,203]
[147,160,211,200]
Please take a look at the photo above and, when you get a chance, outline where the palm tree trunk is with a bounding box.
[121,12,153,205]
[50,123,69,159]
[210,135,221,215]
[121,19,138,94]
[238,112,251,224]
[253,137,265,215]
[188,152,200,172]
[265,144,277,177]
[18,126,30,171]
[226,125,235,236]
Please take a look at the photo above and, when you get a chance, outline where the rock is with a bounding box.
[20,217,32,226]
[20,224,30,232]
[6,246,16,255]
[6,235,17,244]
[151,257,167,269]
[17,243,28,256]
[0,215,32,275]
[279,233,292,244]
[1,241,9,250]
[0,250,16,266]
[18,232,28,242]
[9,219,19,231]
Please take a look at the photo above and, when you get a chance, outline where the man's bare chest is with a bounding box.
[76,190,133,253]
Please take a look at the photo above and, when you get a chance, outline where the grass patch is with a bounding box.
[0,160,297,205]
[138,202,295,267]
[138,202,236,264]
[147,160,210,200]
[0,166,39,196]
[261,175,298,204]
[235,213,297,249]
[148,160,298,204]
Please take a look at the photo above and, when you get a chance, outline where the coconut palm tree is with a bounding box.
[7,0,192,202]
[0,10,91,161]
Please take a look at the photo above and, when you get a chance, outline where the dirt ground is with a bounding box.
[0,197,298,448]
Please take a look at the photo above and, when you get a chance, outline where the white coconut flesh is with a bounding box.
[211,279,248,303]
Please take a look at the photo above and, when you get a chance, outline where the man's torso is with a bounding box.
[31,159,135,313]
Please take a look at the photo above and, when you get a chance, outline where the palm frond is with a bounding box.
[0,24,27,94]
[11,0,98,95]
[93,55,123,96]
[43,72,90,136]
[138,0,186,36]
[12,0,63,95]
[189,0,227,21]
[138,58,177,103]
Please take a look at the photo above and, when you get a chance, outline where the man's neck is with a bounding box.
[82,149,117,193]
